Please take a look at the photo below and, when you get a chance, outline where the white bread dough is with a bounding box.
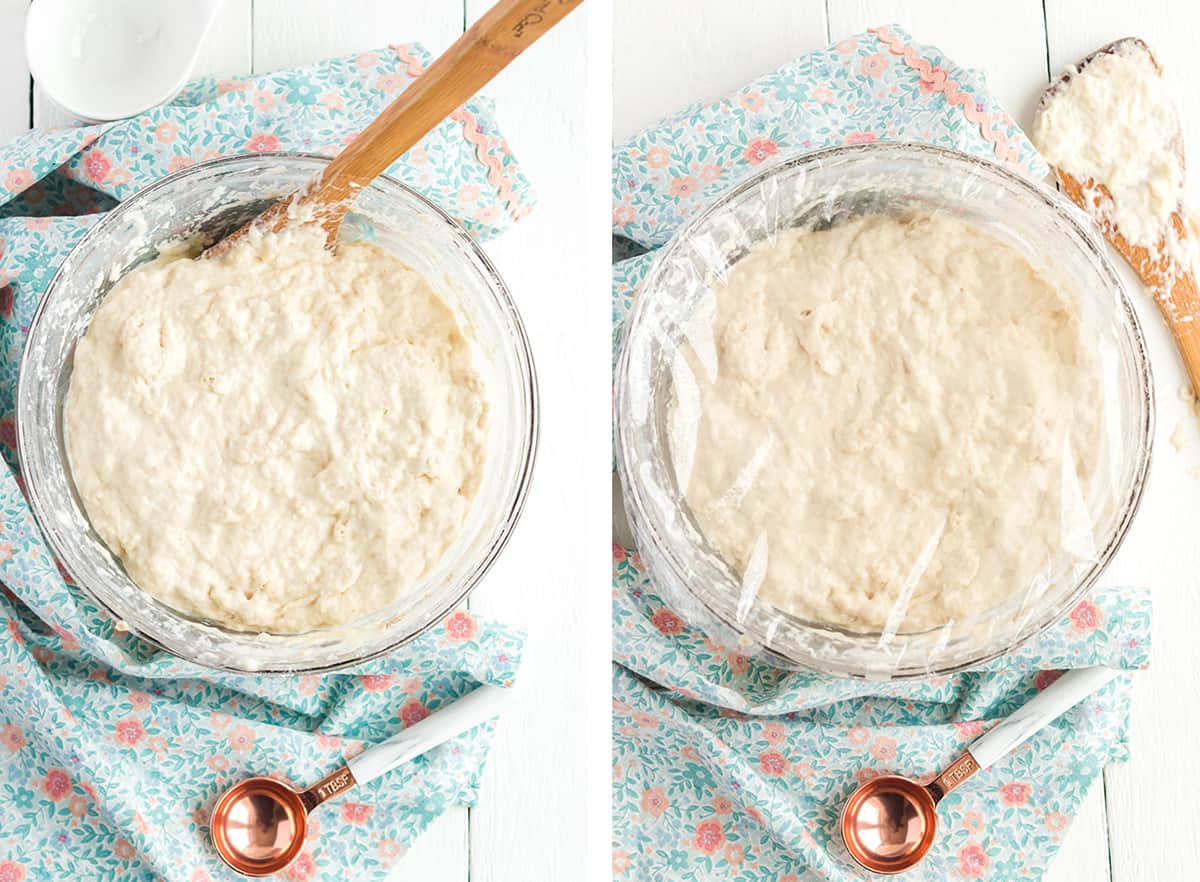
[673,212,1099,633]
[66,226,487,633]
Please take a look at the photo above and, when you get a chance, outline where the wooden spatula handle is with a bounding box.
[1163,269,1200,399]
[317,0,581,216]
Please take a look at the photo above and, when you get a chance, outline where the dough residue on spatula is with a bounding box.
[1032,41,1186,256]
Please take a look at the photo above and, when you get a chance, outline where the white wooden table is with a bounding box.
[616,2,1200,880]
[0,2,600,880]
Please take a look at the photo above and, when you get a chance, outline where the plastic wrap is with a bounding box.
[615,143,1153,679]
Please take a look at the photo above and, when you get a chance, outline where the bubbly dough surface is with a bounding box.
[66,226,487,633]
[673,213,1099,632]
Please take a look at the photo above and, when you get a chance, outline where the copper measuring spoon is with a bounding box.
[840,666,1120,875]
[210,684,510,876]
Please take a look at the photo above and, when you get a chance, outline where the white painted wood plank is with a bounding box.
[1043,8,1200,882]
[828,0,1050,129]
[31,0,253,128]
[462,1,596,881]
[0,0,29,142]
[251,0,462,73]
[612,0,828,143]
[1045,786,1111,882]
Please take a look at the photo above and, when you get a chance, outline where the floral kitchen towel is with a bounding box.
[0,44,529,881]
[612,25,1152,882]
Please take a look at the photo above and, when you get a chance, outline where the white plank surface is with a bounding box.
[613,2,1200,881]
[12,1,597,881]
[0,1,29,141]
[1041,6,1200,881]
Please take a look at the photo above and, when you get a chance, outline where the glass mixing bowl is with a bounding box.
[18,153,537,673]
[615,143,1153,679]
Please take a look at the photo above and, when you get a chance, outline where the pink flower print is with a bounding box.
[23,217,51,232]
[129,691,151,712]
[745,805,765,825]
[154,121,179,143]
[613,204,636,225]
[286,852,315,881]
[847,725,870,746]
[1000,782,1030,805]
[612,849,631,874]
[245,133,280,153]
[958,843,988,877]
[210,711,232,728]
[759,750,788,776]
[356,52,379,68]
[0,724,25,752]
[474,205,501,224]
[400,699,429,727]
[375,73,406,93]
[631,712,658,730]
[780,877,800,882]
[743,138,778,166]
[640,788,669,817]
[191,871,213,882]
[445,610,477,640]
[809,86,834,105]
[645,145,670,169]
[114,839,136,860]
[216,79,248,94]
[43,769,71,801]
[408,146,429,166]
[739,90,764,112]
[650,609,684,635]
[869,737,897,762]
[962,811,984,834]
[855,767,881,784]
[252,91,276,113]
[341,802,373,824]
[836,37,858,53]
[297,675,319,695]
[83,149,112,183]
[712,795,733,815]
[699,164,722,183]
[32,645,53,664]
[146,736,167,754]
[1070,600,1101,631]
[52,625,79,651]
[860,53,889,78]
[728,652,749,675]
[693,818,726,854]
[3,168,32,193]
[0,544,10,566]
[69,795,89,817]
[1045,811,1068,832]
[167,155,195,174]
[316,733,341,751]
[762,722,785,745]
[0,862,26,882]
[227,725,256,752]
[208,755,230,771]
[115,718,144,746]
[320,92,345,110]
[954,719,984,739]
[669,176,700,199]
[724,845,744,865]
[458,183,482,203]
[844,131,878,145]
[379,838,403,859]
[361,674,394,692]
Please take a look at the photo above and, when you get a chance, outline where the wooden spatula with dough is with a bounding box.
[1034,37,1200,398]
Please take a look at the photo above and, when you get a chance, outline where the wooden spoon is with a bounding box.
[1036,37,1200,398]
[204,0,581,257]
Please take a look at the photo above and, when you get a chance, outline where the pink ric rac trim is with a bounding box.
[869,26,1022,167]
[390,44,530,223]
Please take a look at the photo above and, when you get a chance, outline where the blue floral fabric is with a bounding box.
[0,45,530,882]
[612,26,1152,882]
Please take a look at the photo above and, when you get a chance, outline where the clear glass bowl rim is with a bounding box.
[17,152,540,674]
[615,141,1155,679]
